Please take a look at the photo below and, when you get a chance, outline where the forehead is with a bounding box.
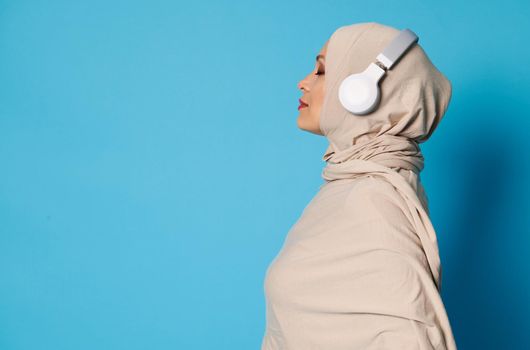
[317,40,329,59]
[321,40,329,54]
[315,40,329,63]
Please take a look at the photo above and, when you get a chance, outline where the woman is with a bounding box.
[261,22,457,349]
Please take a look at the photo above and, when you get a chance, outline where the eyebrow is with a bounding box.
[316,54,325,62]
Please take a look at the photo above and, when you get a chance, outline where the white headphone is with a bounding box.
[338,28,419,115]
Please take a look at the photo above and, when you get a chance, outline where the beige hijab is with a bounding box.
[320,22,452,291]
[261,22,457,349]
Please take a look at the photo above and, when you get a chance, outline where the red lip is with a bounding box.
[298,98,308,110]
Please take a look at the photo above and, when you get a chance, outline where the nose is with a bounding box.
[298,78,309,92]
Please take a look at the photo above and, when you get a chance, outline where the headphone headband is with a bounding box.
[376,29,418,70]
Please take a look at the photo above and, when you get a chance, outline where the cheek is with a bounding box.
[310,80,325,110]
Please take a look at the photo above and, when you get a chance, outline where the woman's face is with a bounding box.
[297,40,328,135]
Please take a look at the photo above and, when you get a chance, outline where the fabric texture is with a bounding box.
[261,22,457,349]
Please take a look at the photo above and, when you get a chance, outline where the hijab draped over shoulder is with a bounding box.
[261,22,457,350]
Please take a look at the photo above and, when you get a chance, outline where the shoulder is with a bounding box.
[346,175,399,201]
[342,175,413,227]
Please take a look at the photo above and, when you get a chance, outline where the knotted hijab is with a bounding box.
[319,22,452,291]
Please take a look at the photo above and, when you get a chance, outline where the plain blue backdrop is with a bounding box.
[1,0,529,349]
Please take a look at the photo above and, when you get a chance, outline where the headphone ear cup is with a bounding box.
[338,72,380,115]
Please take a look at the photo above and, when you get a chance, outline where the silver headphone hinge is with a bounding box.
[374,60,388,71]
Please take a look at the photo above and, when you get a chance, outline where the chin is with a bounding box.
[296,115,309,131]
[296,114,303,128]
[296,114,315,132]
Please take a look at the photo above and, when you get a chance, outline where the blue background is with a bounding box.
[1,0,529,349]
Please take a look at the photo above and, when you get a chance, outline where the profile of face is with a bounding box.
[297,40,329,135]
